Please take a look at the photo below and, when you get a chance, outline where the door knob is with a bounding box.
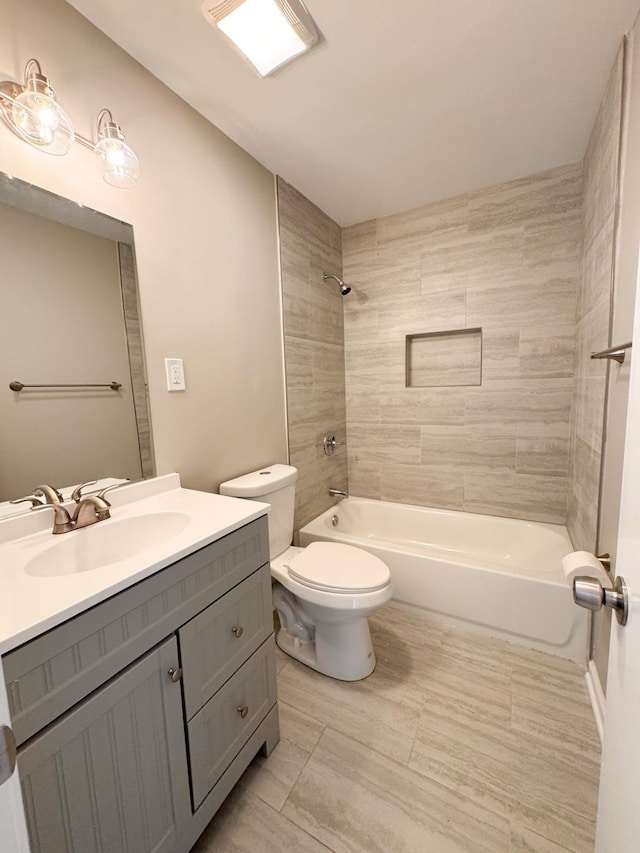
[573,575,629,626]
[168,667,183,683]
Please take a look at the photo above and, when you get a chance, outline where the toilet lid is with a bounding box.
[285,542,390,594]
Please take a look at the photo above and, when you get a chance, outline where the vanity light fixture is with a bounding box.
[0,59,74,155]
[201,0,319,77]
[76,109,141,188]
[0,60,140,187]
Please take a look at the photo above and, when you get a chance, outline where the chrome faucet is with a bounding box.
[30,481,122,534]
[328,488,348,500]
[34,484,64,504]
[73,494,112,527]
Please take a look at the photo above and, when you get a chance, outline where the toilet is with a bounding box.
[219,464,393,681]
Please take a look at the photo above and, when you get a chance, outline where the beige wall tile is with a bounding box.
[342,300,379,345]
[279,179,347,529]
[345,341,405,386]
[466,278,576,330]
[519,325,576,379]
[379,386,466,425]
[421,427,517,472]
[348,424,421,465]
[346,387,381,423]
[567,436,601,551]
[377,192,469,252]
[348,254,422,302]
[378,290,467,341]
[345,163,582,525]
[464,472,568,523]
[342,218,376,265]
[468,163,582,234]
[347,458,382,498]
[284,337,313,388]
[568,47,621,564]
[482,329,520,380]
[523,222,581,278]
[465,379,573,435]
[516,437,571,477]
[312,341,345,389]
[380,463,465,509]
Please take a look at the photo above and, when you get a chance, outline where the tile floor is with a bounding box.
[192,604,601,852]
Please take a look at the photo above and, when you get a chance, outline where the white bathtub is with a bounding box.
[298,498,588,663]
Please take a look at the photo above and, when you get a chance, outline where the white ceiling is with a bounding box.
[68,0,640,226]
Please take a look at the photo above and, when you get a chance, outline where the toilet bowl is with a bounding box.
[219,465,392,681]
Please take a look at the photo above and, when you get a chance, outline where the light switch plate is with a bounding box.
[165,358,186,391]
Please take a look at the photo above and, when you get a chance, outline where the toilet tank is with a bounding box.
[219,464,297,559]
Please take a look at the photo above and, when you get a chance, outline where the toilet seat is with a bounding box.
[284,541,390,594]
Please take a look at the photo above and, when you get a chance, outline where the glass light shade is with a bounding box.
[218,0,308,76]
[94,137,140,188]
[11,81,74,156]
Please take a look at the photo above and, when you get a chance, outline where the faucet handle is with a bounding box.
[33,484,64,504]
[96,482,128,502]
[71,481,98,502]
[10,494,45,508]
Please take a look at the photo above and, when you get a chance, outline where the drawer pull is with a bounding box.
[168,667,183,683]
[237,704,249,719]
[231,625,244,638]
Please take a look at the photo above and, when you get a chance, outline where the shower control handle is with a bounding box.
[323,433,342,456]
[573,575,629,626]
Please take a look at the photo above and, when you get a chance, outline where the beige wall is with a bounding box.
[0,204,142,499]
[568,49,624,554]
[342,164,582,523]
[1,0,287,493]
[277,178,347,530]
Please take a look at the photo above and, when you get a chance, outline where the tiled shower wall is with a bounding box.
[341,164,582,523]
[277,178,347,529]
[567,48,623,551]
[569,46,624,696]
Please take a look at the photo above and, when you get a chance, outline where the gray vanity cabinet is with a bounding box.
[18,638,190,853]
[2,515,280,853]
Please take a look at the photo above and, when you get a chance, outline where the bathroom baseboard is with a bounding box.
[585,659,606,744]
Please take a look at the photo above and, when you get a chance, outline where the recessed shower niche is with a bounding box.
[405,327,482,387]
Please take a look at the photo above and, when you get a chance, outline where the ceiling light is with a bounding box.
[202,0,319,77]
[0,59,74,155]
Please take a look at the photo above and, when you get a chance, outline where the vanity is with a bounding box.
[0,475,279,853]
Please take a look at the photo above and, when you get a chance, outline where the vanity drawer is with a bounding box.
[179,565,273,720]
[4,516,269,745]
[188,636,277,810]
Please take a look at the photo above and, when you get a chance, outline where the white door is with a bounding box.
[595,268,640,851]
[0,663,30,852]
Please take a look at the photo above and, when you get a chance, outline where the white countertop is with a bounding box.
[0,474,269,655]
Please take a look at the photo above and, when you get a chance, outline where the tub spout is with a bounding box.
[329,488,348,499]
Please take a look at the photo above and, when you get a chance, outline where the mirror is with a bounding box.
[0,172,154,507]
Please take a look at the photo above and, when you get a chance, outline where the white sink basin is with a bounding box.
[24,512,191,577]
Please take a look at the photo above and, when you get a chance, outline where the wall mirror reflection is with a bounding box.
[0,172,154,505]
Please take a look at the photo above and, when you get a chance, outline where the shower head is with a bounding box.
[323,272,352,296]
